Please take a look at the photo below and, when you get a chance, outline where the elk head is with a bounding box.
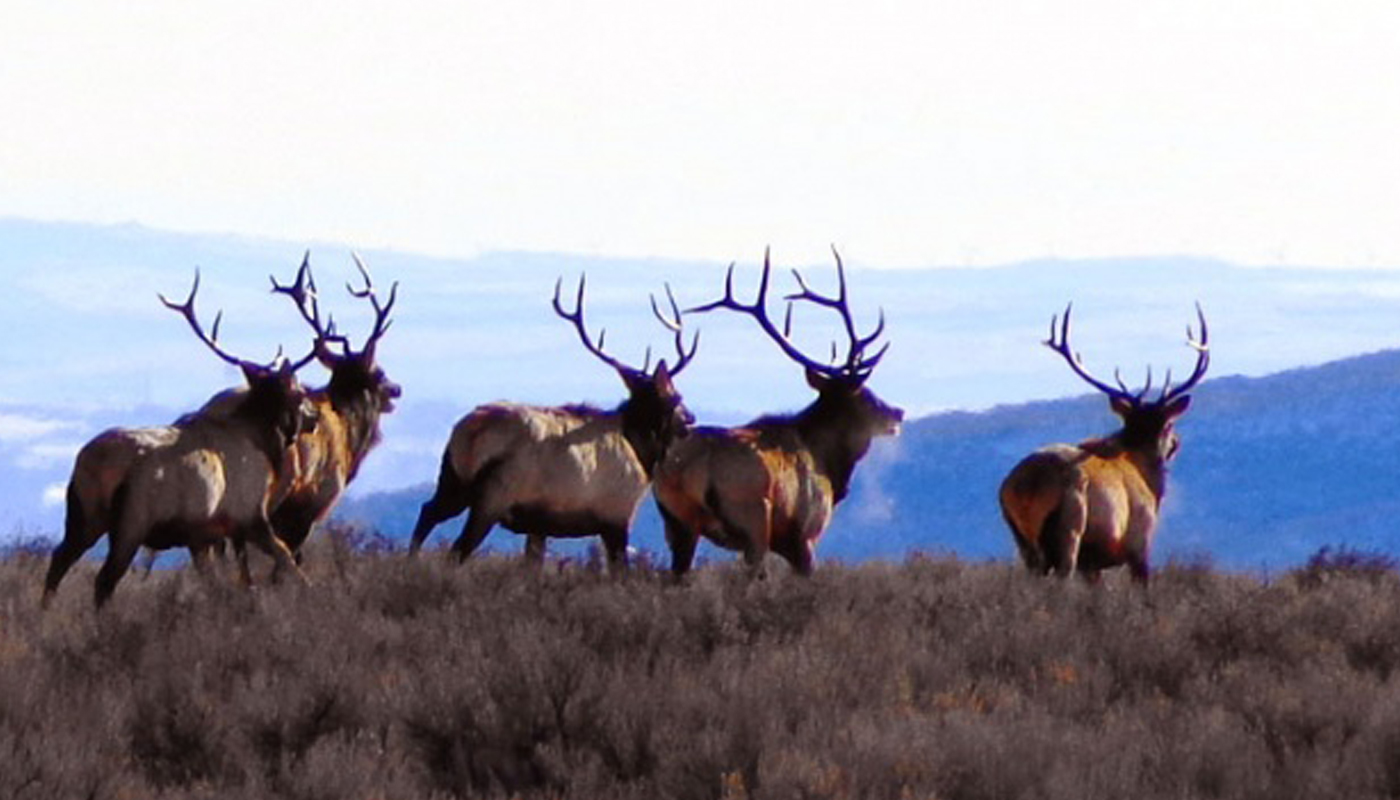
[159,271,319,452]
[270,252,403,415]
[552,274,698,470]
[689,248,903,460]
[1045,303,1210,463]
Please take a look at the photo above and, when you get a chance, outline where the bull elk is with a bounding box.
[263,253,401,563]
[46,272,319,607]
[43,386,244,605]
[408,276,697,567]
[998,303,1210,582]
[654,249,903,576]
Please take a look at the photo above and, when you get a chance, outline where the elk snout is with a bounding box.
[873,399,904,437]
[381,379,403,411]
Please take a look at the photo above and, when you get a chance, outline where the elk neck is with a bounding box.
[616,397,674,480]
[229,395,300,478]
[320,383,384,476]
[786,398,876,504]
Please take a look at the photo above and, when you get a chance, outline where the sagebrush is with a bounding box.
[4,534,1400,799]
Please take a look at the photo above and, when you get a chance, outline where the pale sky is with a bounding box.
[3,1,1400,268]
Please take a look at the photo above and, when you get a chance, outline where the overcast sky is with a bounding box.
[3,2,1399,269]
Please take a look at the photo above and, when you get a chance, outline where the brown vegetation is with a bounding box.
[7,532,1400,799]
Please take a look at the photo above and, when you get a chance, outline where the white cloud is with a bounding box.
[0,413,74,443]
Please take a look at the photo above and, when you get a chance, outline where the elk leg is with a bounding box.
[244,521,310,586]
[270,503,319,557]
[42,539,92,608]
[779,539,816,577]
[730,499,771,576]
[450,507,497,563]
[43,499,108,606]
[658,504,698,577]
[232,537,254,586]
[1047,493,1087,578]
[189,544,215,580]
[94,535,142,608]
[409,460,472,555]
[599,526,629,573]
[524,534,547,565]
[1002,505,1047,575]
[1127,554,1151,584]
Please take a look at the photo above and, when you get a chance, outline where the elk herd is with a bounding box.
[40,249,1211,608]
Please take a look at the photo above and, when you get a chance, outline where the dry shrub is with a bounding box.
[1293,545,1398,590]
[4,537,1400,798]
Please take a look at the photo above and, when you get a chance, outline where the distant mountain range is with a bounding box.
[336,348,1400,572]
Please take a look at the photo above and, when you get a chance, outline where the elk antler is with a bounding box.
[552,274,651,376]
[270,252,347,368]
[785,247,889,380]
[272,253,397,364]
[1045,303,1211,405]
[1044,303,1136,402]
[688,248,888,383]
[347,253,397,360]
[160,270,276,369]
[1160,303,1210,402]
[648,283,699,376]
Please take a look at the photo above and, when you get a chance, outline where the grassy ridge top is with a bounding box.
[5,536,1400,799]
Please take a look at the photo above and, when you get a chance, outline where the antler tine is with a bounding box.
[650,283,699,376]
[348,252,398,351]
[1043,303,1134,401]
[1111,367,1132,396]
[552,274,634,374]
[271,253,322,324]
[851,308,888,367]
[689,249,855,380]
[269,252,341,371]
[1162,302,1211,401]
[783,247,889,377]
[685,257,757,316]
[159,270,258,369]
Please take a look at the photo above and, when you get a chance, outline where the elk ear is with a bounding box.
[651,360,675,395]
[805,367,831,392]
[240,362,265,386]
[1164,394,1192,419]
[616,366,645,393]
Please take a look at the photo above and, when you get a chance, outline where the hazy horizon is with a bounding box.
[5,3,1400,270]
